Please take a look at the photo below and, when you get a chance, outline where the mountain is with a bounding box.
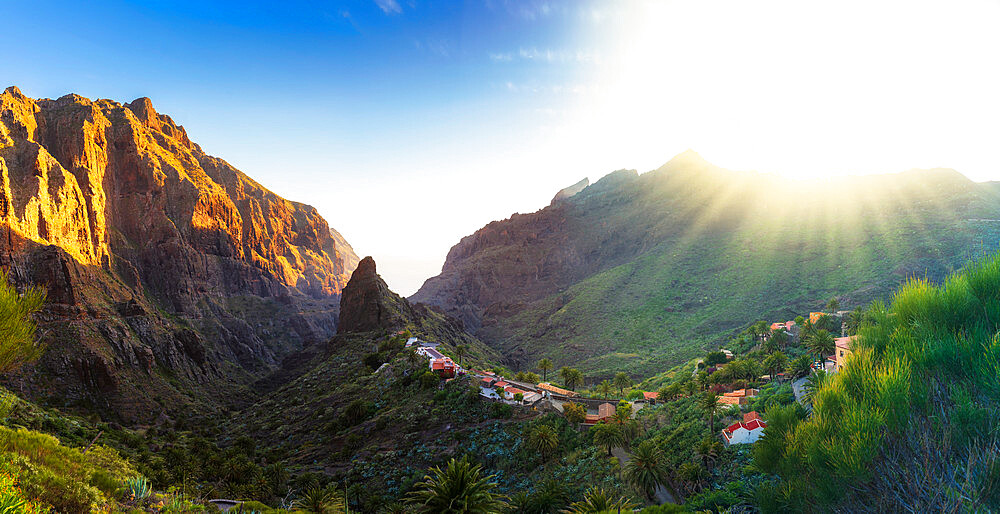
[0,87,357,422]
[412,150,1000,379]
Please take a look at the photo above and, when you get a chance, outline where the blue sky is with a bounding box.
[4,0,1000,294]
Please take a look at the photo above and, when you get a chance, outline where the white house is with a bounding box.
[722,412,767,446]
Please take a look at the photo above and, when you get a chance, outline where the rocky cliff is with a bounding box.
[0,87,357,422]
[412,151,1000,378]
[338,256,413,334]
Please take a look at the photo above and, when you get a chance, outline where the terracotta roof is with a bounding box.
[494,380,509,388]
[598,402,616,418]
[537,382,578,397]
[505,386,527,395]
[744,411,763,422]
[835,335,856,350]
[643,391,658,400]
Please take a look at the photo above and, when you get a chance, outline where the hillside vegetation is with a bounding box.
[415,151,1000,380]
[755,253,1000,511]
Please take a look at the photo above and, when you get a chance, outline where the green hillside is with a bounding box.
[417,153,1000,381]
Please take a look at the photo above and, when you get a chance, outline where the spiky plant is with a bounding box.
[123,476,152,501]
[624,440,669,500]
[404,456,507,513]
[292,487,345,514]
[561,486,635,513]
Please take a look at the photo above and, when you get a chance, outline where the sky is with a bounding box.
[2,0,1000,295]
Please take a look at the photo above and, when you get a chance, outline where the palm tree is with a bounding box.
[803,370,828,405]
[845,306,866,335]
[694,437,723,471]
[612,372,632,396]
[455,344,468,366]
[623,440,668,500]
[596,380,612,400]
[763,352,788,381]
[527,424,559,461]
[808,329,835,367]
[562,487,635,514]
[769,329,789,349]
[293,487,346,514]
[699,391,719,432]
[564,369,584,391]
[620,419,641,445]
[538,358,553,382]
[590,422,622,456]
[405,456,507,513]
[563,402,586,424]
[677,462,708,495]
[558,366,573,386]
[826,296,840,313]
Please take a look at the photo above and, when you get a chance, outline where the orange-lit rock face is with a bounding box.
[0,86,354,301]
[0,86,359,422]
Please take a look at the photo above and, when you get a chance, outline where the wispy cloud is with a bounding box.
[491,47,599,64]
[374,0,402,15]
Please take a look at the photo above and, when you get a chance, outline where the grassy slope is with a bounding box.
[474,164,1000,381]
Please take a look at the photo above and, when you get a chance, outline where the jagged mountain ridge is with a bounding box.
[0,86,357,422]
[412,150,1000,378]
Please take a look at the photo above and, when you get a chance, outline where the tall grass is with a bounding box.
[0,271,45,374]
[754,252,1000,510]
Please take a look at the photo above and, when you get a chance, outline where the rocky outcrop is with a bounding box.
[550,178,589,205]
[0,86,357,422]
[338,257,412,334]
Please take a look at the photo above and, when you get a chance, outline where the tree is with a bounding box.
[538,358,553,382]
[699,391,719,432]
[513,393,524,402]
[590,422,623,456]
[826,297,840,313]
[563,487,635,514]
[787,355,813,379]
[564,369,584,391]
[404,456,507,513]
[0,272,45,374]
[515,371,527,382]
[614,400,633,424]
[677,462,708,494]
[658,383,681,402]
[694,437,724,471]
[527,424,559,461]
[455,344,468,366]
[807,329,835,366]
[845,306,866,335]
[597,380,613,400]
[769,329,789,349]
[705,351,728,366]
[523,372,540,384]
[763,352,789,381]
[613,372,633,396]
[563,402,586,424]
[620,419,640,444]
[558,366,573,386]
[624,440,668,500]
[803,370,828,405]
[292,487,346,514]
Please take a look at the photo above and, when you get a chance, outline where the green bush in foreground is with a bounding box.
[755,254,1000,511]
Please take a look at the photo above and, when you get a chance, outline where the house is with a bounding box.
[834,335,856,371]
[537,382,579,398]
[431,358,456,378]
[584,402,617,425]
[721,349,734,360]
[504,385,528,399]
[481,376,498,389]
[769,320,796,332]
[642,391,659,404]
[521,391,543,404]
[718,388,758,407]
[722,411,767,445]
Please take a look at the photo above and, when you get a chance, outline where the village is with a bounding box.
[405,302,859,451]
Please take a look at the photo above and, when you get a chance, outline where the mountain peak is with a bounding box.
[338,256,413,334]
[663,149,713,170]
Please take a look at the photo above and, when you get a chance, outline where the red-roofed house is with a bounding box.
[481,376,498,388]
[743,411,763,423]
[642,391,659,404]
[722,416,767,446]
[719,388,759,406]
[493,380,509,389]
[431,358,456,378]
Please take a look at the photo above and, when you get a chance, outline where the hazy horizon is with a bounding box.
[4,0,999,295]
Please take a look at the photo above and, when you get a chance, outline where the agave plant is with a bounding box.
[123,476,152,501]
[561,487,635,513]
